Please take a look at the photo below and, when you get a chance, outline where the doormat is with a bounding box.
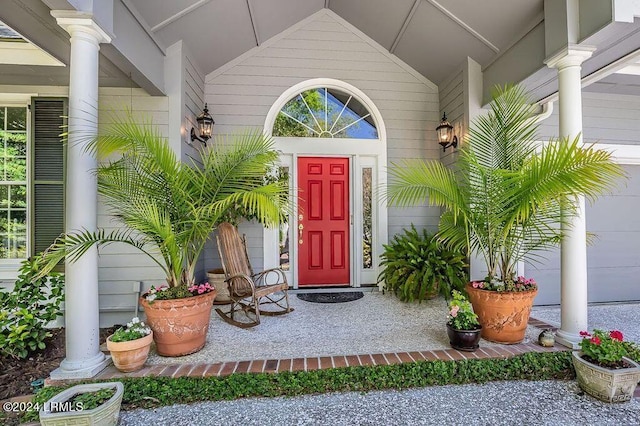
[297,292,364,303]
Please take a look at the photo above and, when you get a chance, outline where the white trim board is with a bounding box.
[262,78,388,288]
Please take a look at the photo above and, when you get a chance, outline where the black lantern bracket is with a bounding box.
[191,103,214,146]
[436,112,458,152]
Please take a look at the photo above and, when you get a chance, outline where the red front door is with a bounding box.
[298,157,350,286]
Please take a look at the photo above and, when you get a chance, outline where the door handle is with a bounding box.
[298,223,304,244]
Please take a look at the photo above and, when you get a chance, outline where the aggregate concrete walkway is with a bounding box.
[119,380,640,426]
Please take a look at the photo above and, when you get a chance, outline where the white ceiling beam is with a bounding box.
[390,0,420,54]
[246,0,260,46]
[150,0,212,32]
[426,0,499,53]
[537,48,640,105]
[121,0,165,53]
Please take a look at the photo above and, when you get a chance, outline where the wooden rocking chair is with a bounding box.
[215,222,293,328]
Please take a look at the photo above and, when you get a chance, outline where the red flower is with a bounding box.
[579,331,591,337]
[609,330,624,341]
[590,336,601,345]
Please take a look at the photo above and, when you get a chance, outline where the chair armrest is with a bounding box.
[225,273,256,295]
[252,267,288,287]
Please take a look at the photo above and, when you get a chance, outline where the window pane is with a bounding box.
[6,157,26,181]
[0,186,7,207]
[6,132,27,156]
[0,209,27,259]
[10,185,26,208]
[278,166,290,271]
[6,107,26,131]
[273,88,377,139]
[362,167,373,269]
[0,107,5,126]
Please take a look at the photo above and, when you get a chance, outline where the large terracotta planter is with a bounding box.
[140,290,216,357]
[465,283,537,344]
[446,323,482,352]
[572,352,640,403]
[106,332,153,372]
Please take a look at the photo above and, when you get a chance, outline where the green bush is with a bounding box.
[378,225,467,301]
[24,351,574,422]
[0,258,64,359]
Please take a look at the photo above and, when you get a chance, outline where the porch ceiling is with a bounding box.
[128,0,544,85]
[0,1,639,99]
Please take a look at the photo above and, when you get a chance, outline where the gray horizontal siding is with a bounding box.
[205,11,440,273]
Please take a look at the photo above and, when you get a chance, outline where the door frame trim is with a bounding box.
[262,78,388,289]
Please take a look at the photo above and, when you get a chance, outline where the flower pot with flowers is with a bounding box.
[386,84,624,344]
[572,330,640,403]
[466,276,538,344]
[35,118,288,357]
[106,317,152,372]
[446,290,482,351]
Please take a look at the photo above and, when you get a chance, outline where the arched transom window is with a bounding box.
[273,87,378,139]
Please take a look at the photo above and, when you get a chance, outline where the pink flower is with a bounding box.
[609,330,624,341]
[579,331,591,337]
[449,305,460,317]
[590,336,601,345]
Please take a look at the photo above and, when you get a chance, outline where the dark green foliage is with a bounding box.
[23,351,574,422]
[378,225,467,301]
[58,388,116,413]
[0,258,64,359]
[153,285,192,300]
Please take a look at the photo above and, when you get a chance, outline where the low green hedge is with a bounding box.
[24,351,574,422]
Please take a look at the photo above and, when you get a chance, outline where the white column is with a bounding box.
[50,11,112,379]
[545,46,595,349]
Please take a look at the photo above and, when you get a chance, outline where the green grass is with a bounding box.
[23,351,576,422]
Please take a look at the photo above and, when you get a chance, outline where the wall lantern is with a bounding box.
[191,103,214,146]
[436,112,457,152]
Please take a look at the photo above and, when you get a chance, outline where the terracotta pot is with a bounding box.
[140,290,216,357]
[207,268,230,303]
[446,323,482,352]
[106,332,153,372]
[465,283,537,344]
[572,352,640,403]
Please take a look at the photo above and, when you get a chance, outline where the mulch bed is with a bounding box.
[0,327,118,401]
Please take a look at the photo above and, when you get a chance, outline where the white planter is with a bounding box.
[39,382,124,426]
[572,351,640,403]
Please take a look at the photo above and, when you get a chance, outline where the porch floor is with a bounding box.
[88,291,565,382]
[70,293,640,384]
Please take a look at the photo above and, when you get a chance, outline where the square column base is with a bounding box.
[49,356,112,380]
[555,330,581,350]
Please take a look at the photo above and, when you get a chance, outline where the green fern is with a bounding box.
[378,225,467,302]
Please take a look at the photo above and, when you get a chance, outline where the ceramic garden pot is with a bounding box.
[465,283,537,344]
[572,351,640,403]
[446,323,482,352]
[207,268,231,303]
[106,331,153,372]
[140,290,216,357]
[39,382,124,426]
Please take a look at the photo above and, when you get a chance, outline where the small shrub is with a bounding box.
[0,258,64,359]
[378,225,467,301]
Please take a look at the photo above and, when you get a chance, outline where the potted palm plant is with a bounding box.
[36,117,288,356]
[386,84,624,344]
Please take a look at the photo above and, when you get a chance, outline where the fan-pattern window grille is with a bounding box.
[273,88,378,139]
